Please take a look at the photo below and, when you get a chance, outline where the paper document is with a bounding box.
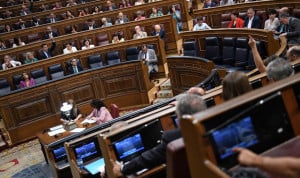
[70,128,86,133]
[81,119,96,124]
[48,128,66,136]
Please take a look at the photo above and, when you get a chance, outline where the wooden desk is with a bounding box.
[37,118,97,178]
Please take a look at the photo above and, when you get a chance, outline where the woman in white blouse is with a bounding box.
[81,39,95,50]
[264,9,280,31]
[192,17,211,31]
[63,42,78,54]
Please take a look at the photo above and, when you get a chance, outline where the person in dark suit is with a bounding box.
[44,26,59,39]
[39,37,56,59]
[82,19,98,31]
[111,93,207,177]
[151,24,166,41]
[105,0,116,11]
[279,13,300,46]
[45,13,59,24]
[20,4,31,16]
[67,59,84,74]
[243,8,261,29]
[15,19,27,30]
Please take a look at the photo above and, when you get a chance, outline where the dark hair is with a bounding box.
[41,43,47,48]
[222,71,252,101]
[13,37,21,45]
[268,9,277,15]
[90,99,106,110]
[231,10,239,17]
[197,16,204,21]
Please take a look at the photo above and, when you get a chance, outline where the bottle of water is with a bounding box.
[77,156,83,169]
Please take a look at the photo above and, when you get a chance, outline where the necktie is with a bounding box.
[73,66,78,73]
[44,51,49,58]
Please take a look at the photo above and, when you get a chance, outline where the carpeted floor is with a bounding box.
[0,139,47,178]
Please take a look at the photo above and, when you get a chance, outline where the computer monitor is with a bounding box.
[73,138,101,162]
[211,116,258,160]
[204,92,294,169]
[113,133,145,162]
[52,146,67,162]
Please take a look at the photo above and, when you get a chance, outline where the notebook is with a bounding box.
[211,116,258,160]
[84,158,105,175]
[113,133,145,162]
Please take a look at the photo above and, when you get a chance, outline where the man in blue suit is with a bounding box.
[243,8,261,29]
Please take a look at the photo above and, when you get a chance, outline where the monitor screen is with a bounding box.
[113,133,145,162]
[74,140,100,162]
[211,116,258,160]
[53,146,67,162]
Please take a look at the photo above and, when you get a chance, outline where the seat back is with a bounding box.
[222,37,236,65]
[88,54,103,68]
[12,74,22,89]
[167,138,191,178]
[96,33,109,46]
[0,78,11,96]
[27,33,41,43]
[221,13,231,28]
[235,38,249,67]
[205,37,221,64]
[48,64,65,80]
[125,46,139,61]
[106,51,121,65]
[183,41,199,57]
[30,68,48,84]
[109,104,120,118]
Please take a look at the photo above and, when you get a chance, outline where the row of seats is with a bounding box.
[183,37,266,71]
[0,46,146,94]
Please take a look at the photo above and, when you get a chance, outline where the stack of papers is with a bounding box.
[70,128,86,133]
[48,128,66,136]
[81,119,96,124]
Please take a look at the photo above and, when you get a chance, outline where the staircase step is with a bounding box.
[156,90,173,98]
[159,79,172,90]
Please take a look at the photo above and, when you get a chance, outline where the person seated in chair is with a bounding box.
[86,99,113,124]
[151,24,166,41]
[138,44,158,76]
[101,17,113,28]
[115,12,129,24]
[243,8,261,29]
[133,26,147,39]
[20,72,35,89]
[44,26,59,39]
[67,59,83,74]
[60,99,82,123]
[82,19,98,31]
[193,17,211,31]
[24,52,38,64]
[2,55,21,70]
[39,37,56,59]
[81,39,95,50]
[63,42,78,54]
[111,93,207,177]
[45,13,59,23]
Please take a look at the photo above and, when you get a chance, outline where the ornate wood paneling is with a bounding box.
[167,56,215,95]
[0,60,153,144]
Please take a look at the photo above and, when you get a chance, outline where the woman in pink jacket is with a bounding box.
[87,99,113,124]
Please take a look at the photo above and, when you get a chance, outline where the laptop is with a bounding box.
[74,139,104,175]
[113,133,145,162]
[84,158,105,175]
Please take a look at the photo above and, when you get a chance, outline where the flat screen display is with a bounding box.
[74,141,100,162]
[53,146,67,162]
[113,133,145,161]
[211,116,258,160]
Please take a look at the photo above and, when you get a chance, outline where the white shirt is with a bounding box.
[2,60,22,70]
[193,23,211,31]
[247,17,254,28]
[63,47,78,54]
[264,18,280,31]
[81,45,95,50]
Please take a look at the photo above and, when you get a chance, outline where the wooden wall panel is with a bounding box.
[0,60,154,144]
